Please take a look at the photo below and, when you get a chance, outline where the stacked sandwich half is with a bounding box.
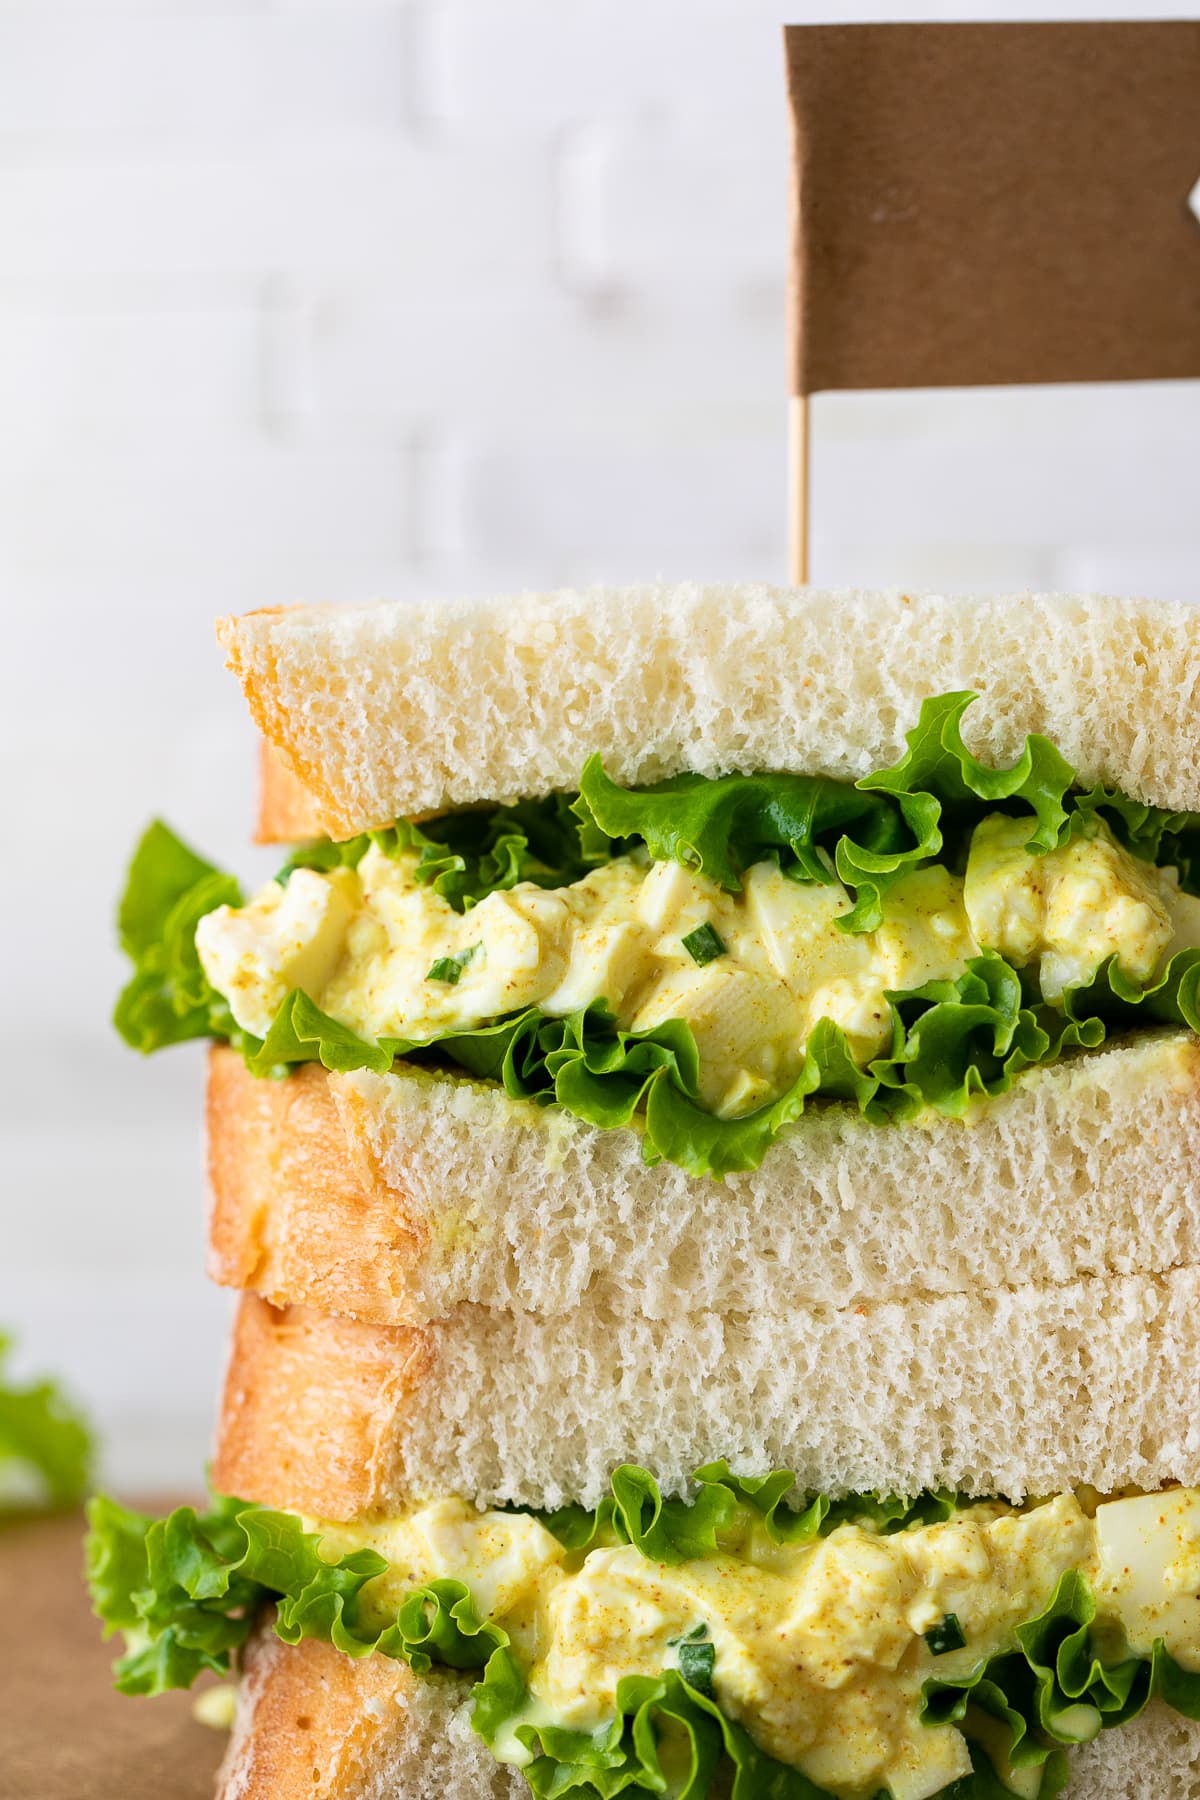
[90,585,1200,1800]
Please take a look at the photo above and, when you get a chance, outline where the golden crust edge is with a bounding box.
[217,612,350,839]
[212,1295,435,1519]
[206,1047,429,1327]
[218,1622,422,1800]
[257,741,328,844]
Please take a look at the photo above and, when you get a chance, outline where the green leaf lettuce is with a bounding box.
[113,821,250,1056]
[280,794,601,912]
[0,1334,93,1512]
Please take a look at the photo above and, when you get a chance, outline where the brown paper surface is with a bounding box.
[785,22,1200,393]
[0,1508,225,1799]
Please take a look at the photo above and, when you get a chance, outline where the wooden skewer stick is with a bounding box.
[788,392,810,585]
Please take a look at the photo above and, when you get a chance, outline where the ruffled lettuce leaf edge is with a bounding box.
[87,1465,1200,1800]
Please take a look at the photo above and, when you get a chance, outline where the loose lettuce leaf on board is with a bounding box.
[0,1335,93,1511]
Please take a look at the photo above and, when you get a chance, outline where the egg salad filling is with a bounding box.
[194,815,1200,1123]
[114,690,1200,1177]
[89,1468,1200,1800]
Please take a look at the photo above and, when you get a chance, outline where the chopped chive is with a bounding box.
[670,1625,715,1695]
[426,943,480,985]
[924,1613,966,1656]
[681,922,727,967]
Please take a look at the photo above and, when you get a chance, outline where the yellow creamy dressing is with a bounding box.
[195,814,1200,1119]
[307,1489,1200,1800]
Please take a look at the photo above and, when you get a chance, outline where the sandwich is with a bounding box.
[121,588,1200,1315]
[90,584,1200,1799]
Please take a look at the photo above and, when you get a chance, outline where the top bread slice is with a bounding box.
[218,586,1200,838]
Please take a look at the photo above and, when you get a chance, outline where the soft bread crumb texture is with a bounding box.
[218,1626,520,1800]
[213,1271,1200,1519]
[1064,1703,1200,1797]
[205,1034,1200,1323]
[217,1626,1200,1800]
[219,587,1200,835]
[335,1032,1200,1319]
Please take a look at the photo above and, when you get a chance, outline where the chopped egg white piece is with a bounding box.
[308,1487,1200,1800]
[196,809,1196,1117]
[194,866,359,1038]
[1094,1489,1200,1668]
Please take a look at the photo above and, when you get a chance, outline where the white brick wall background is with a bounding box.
[0,0,1196,1492]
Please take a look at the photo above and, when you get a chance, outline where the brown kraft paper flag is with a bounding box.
[785,22,1200,395]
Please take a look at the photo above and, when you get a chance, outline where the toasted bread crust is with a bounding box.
[219,1623,524,1800]
[219,1626,419,1800]
[222,605,343,836]
[207,1049,428,1324]
[257,742,326,844]
[213,1294,434,1518]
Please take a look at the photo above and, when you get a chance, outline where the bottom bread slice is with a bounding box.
[218,1625,1200,1800]
[213,1268,1200,1517]
[218,1626,520,1800]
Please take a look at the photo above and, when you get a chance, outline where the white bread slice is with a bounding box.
[1067,1706,1200,1797]
[217,587,1200,837]
[207,1032,1200,1324]
[219,1624,1200,1800]
[218,1625,519,1800]
[212,1270,1200,1519]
